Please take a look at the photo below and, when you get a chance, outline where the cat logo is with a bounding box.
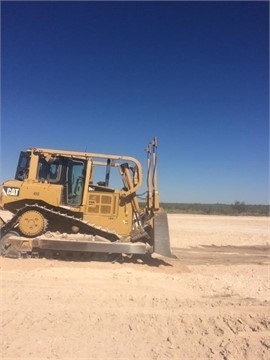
[3,187,20,196]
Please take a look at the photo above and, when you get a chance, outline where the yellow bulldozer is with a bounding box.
[0,137,172,259]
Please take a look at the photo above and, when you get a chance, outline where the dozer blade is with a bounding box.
[153,210,175,258]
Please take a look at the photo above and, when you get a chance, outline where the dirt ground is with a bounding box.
[1,214,269,360]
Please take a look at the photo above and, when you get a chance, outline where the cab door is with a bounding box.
[66,160,85,205]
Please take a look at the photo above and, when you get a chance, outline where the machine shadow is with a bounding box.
[38,250,175,267]
[110,254,175,267]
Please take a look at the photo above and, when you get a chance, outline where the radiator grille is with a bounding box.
[101,205,111,214]
[101,195,112,205]
[88,193,117,215]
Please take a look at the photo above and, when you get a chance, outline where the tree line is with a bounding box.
[160,201,269,216]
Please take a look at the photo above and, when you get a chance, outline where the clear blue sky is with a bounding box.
[1,1,269,204]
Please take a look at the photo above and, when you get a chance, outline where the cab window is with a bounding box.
[15,152,30,180]
[37,157,62,183]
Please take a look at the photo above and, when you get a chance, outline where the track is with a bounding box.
[1,203,120,239]
[0,204,121,258]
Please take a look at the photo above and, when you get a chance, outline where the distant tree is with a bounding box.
[160,202,269,216]
[232,201,246,213]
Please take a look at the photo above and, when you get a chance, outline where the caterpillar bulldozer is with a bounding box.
[0,137,172,259]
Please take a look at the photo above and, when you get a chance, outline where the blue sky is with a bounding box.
[1,1,269,204]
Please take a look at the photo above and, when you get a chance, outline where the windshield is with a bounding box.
[37,157,62,183]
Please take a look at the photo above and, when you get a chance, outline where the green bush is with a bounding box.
[159,202,269,216]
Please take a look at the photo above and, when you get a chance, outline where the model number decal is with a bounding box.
[3,187,20,196]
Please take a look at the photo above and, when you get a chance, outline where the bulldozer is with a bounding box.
[0,137,172,259]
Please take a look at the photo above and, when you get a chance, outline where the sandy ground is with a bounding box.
[1,214,270,360]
